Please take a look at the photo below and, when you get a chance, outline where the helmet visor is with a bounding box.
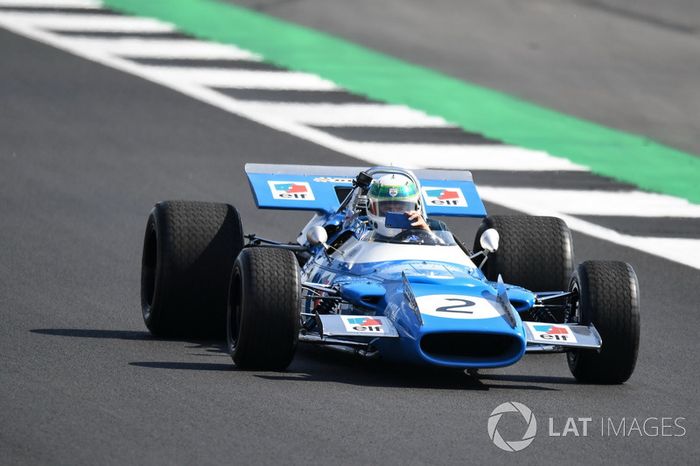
[377,200,415,215]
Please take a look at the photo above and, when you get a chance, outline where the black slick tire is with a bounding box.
[227,247,300,370]
[140,201,243,338]
[567,261,640,384]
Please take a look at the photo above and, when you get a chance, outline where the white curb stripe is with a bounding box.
[138,66,339,90]
[0,0,100,6]
[58,37,261,60]
[236,102,451,127]
[0,12,175,32]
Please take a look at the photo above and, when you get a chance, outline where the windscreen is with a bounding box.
[361,229,457,246]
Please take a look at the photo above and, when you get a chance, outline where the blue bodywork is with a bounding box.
[301,221,536,369]
[245,164,539,369]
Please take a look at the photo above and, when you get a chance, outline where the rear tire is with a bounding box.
[227,247,300,370]
[567,261,640,384]
[473,215,574,292]
[140,201,243,338]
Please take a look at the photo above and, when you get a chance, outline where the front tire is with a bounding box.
[567,261,640,384]
[140,201,243,338]
[227,247,300,370]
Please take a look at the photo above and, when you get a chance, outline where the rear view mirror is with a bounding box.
[479,228,500,253]
[306,226,328,246]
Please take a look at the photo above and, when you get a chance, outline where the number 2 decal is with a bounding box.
[435,298,476,314]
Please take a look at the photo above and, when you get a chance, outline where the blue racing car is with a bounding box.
[140,164,640,384]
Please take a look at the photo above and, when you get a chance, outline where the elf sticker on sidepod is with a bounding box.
[268,181,315,201]
[422,187,467,207]
[341,316,385,334]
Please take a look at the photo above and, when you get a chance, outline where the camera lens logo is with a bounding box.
[487,402,537,452]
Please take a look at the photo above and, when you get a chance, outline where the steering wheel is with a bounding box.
[392,228,439,245]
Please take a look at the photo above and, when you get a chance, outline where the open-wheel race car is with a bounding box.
[140,164,640,384]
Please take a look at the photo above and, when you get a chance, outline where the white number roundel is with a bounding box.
[414,295,501,319]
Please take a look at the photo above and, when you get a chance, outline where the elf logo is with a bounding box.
[532,324,577,343]
[422,187,467,206]
[268,181,315,200]
[342,316,385,334]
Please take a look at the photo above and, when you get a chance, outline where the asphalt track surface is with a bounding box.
[1,10,699,466]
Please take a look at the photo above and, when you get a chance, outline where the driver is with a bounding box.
[366,174,431,238]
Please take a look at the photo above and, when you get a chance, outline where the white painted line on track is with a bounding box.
[478,187,700,217]
[342,142,587,171]
[0,12,176,32]
[58,37,261,60]
[2,11,698,270]
[0,0,100,6]
[138,66,339,90]
[236,102,451,127]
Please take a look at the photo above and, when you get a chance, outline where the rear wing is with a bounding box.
[245,163,487,217]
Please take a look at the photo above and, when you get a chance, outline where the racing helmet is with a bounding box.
[367,173,421,237]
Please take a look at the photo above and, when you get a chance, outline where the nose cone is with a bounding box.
[378,282,527,368]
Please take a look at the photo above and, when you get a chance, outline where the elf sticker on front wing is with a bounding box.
[341,316,385,334]
[414,295,501,319]
[422,187,468,207]
[525,322,578,343]
[268,181,315,200]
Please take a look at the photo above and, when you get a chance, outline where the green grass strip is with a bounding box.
[104,0,700,203]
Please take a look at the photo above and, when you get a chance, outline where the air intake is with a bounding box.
[420,332,522,363]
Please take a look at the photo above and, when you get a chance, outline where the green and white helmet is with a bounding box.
[367,173,421,236]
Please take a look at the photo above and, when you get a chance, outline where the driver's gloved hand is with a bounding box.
[406,211,430,231]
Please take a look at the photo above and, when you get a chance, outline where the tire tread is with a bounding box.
[568,260,640,384]
[231,247,300,370]
[141,200,243,337]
